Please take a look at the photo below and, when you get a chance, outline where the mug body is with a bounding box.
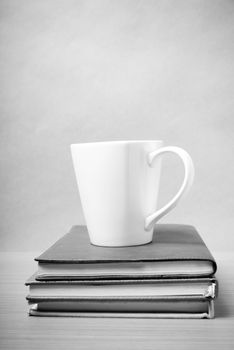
[71,140,163,246]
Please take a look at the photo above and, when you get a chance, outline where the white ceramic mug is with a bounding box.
[71,141,194,247]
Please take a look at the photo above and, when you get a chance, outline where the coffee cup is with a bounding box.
[71,140,194,247]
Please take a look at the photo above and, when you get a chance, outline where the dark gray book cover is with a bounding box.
[35,224,216,269]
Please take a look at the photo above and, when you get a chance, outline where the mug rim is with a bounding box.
[71,140,163,147]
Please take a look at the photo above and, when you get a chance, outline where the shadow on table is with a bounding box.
[215,294,232,318]
[214,267,233,318]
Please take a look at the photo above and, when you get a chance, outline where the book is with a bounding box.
[35,224,217,280]
[28,300,215,319]
[26,274,217,299]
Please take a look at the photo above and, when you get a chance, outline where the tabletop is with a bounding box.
[0,251,233,350]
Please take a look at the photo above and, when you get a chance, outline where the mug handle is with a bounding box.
[145,146,195,231]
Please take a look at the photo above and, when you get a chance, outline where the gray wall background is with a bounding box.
[1,0,234,252]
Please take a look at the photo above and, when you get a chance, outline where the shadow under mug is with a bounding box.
[71,140,194,247]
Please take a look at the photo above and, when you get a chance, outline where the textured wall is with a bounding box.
[1,0,234,251]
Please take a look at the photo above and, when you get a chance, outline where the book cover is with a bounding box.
[35,224,217,279]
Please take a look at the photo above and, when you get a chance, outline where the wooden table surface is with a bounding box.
[0,251,233,350]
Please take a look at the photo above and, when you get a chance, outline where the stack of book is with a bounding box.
[26,224,218,318]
